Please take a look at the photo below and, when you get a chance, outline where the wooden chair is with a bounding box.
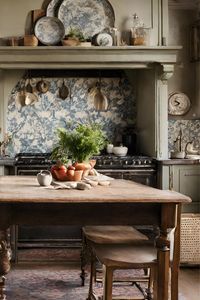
[80,226,149,287]
[83,221,179,300]
[88,242,157,300]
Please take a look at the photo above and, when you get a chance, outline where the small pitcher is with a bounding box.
[37,170,52,186]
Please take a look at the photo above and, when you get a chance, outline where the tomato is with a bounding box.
[74,162,91,171]
[51,164,68,181]
[67,165,76,171]
[67,169,75,181]
[73,162,85,170]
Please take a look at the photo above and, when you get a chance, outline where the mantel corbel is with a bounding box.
[160,64,174,83]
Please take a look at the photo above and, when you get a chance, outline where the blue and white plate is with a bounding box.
[57,0,115,39]
[46,0,63,17]
[34,16,65,45]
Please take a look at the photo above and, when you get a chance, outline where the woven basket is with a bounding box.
[180,213,200,264]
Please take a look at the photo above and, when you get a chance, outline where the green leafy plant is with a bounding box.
[65,27,88,42]
[51,123,107,163]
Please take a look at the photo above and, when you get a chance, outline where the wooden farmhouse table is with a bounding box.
[0,176,191,300]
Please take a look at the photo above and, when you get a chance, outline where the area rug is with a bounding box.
[4,264,147,300]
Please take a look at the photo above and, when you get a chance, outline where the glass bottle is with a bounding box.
[131,13,147,46]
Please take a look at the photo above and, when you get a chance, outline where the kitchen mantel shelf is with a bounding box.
[0,46,182,69]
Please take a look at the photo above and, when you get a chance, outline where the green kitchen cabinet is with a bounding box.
[171,165,200,213]
[160,163,200,213]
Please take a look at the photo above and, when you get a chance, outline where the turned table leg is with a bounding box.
[0,229,11,300]
[156,204,175,300]
[156,233,170,300]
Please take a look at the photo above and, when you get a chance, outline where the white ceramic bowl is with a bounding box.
[170,151,185,159]
[113,146,128,156]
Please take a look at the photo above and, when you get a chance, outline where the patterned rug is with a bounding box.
[4,264,147,300]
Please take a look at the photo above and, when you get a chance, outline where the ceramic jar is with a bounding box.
[106,144,114,154]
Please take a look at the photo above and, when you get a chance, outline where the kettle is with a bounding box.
[37,170,52,186]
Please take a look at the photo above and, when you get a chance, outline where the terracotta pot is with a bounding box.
[73,170,83,181]
[74,162,91,177]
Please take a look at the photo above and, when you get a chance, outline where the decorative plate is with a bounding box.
[168,92,191,116]
[57,0,115,39]
[95,32,113,46]
[34,16,65,45]
[46,0,63,17]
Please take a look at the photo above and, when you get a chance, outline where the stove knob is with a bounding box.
[125,160,128,165]
[135,160,141,165]
[143,160,147,164]
[132,160,136,165]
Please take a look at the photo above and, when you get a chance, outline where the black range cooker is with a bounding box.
[13,152,157,262]
[14,153,157,187]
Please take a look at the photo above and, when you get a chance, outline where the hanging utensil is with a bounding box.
[15,79,26,110]
[93,77,108,111]
[59,79,69,100]
[36,78,49,93]
[25,78,33,93]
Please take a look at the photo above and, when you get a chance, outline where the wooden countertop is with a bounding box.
[156,159,200,165]
[0,176,191,204]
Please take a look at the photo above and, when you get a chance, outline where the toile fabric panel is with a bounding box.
[6,76,136,156]
[168,119,200,152]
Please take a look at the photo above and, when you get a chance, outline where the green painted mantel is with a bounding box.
[0,46,181,69]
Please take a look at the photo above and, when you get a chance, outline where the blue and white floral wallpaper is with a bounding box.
[6,76,136,156]
[168,119,200,152]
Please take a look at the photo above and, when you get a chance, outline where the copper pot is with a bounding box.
[36,79,49,93]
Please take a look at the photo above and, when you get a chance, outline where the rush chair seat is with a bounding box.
[80,226,149,286]
[87,242,157,300]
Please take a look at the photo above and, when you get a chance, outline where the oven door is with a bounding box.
[15,165,50,176]
[123,169,157,187]
[98,169,157,187]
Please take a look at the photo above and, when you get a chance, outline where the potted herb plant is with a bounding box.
[61,27,91,47]
[51,122,107,181]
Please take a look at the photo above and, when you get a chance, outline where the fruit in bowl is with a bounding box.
[51,122,107,181]
[51,164,68,181]
[112,146,128,156]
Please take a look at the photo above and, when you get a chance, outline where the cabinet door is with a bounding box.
[0,166,4,175]
[173,165,200,213]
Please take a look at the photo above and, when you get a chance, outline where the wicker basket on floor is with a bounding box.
[180,213,200,265]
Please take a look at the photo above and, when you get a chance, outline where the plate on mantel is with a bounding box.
[46,0,63,16]
[57,0,115,39]
[34,16,65,45]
